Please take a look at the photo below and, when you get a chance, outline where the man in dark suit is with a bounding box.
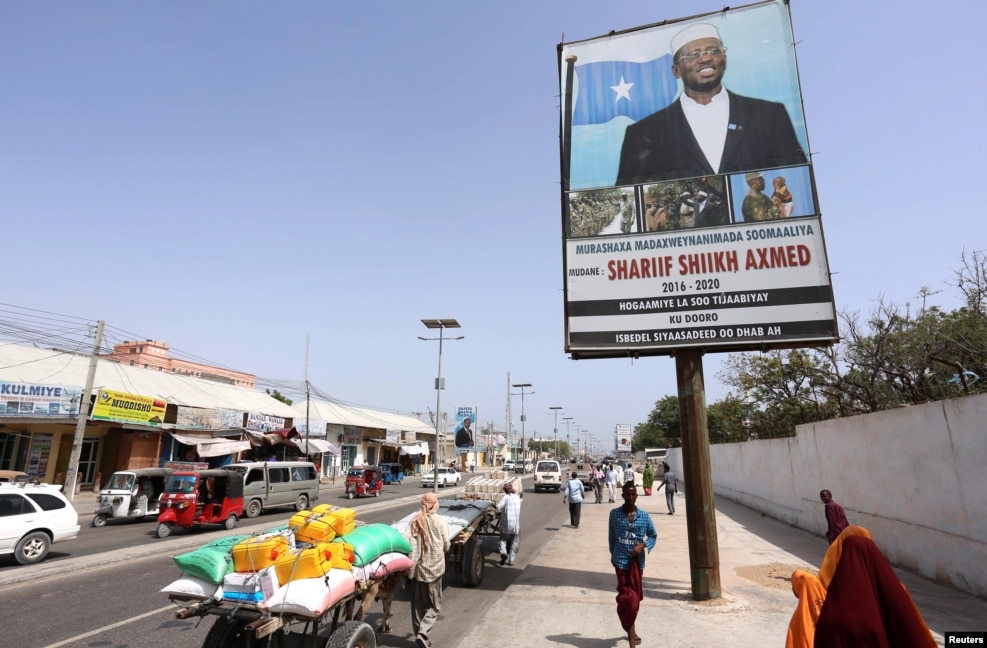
[616,23,806,186]
[454,417,474,449]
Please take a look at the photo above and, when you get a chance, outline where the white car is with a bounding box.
[502,461,516,472]
[421,467,462,488]
[0,482,80,565]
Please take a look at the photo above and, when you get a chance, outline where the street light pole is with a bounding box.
[549,406,563,460]
[563,417,573,463]
[420,318,462,494]
[511,383,532,464]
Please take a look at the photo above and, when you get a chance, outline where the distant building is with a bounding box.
[101,340,255,388]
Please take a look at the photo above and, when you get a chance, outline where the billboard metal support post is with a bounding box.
[676,348,721,601]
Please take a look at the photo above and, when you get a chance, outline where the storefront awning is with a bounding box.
[292,438,340,455]
[400,443,426,456]
[169,432,251,458]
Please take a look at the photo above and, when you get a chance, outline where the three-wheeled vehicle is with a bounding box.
[156,469,244,538]
[344,466,382,499]
[92,467,173,527]
[379,463,404,485]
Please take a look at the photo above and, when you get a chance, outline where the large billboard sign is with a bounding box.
[92,389,166,426]
[454,405,476,451]
[558,0,837,358]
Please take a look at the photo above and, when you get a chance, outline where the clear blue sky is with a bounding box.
[2,1,984,452]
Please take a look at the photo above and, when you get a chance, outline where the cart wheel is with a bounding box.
[374,490,380,497]
[203,616,251,648]
[348,492,354,500]
[156,522,173,538]
[92,514,108,528]
[461,534,485,587]
[224,514,238,530]
[325,620,376,648]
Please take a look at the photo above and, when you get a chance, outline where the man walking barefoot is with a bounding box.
[609,482,658,646]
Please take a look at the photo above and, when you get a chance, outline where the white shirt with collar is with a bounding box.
[680,88,730,173]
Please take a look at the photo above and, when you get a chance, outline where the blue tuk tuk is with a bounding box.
[379,463,404,485]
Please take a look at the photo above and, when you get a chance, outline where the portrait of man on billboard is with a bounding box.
[562,2,810,192]
[455,415,475,449]
[616,22,806,185]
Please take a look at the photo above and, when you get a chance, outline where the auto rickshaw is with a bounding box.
[92,467,172,527]
[379,462,404,485]
[344,466,382,499]
[156,469,244,538]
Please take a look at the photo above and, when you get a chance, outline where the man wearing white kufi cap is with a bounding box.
[616,21,806,185]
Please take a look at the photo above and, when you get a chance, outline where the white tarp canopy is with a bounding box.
[169,432,251,458]
[0,344,299,419]
[292,438,340,455]
[400,443,427,456]
[291,399,434,436]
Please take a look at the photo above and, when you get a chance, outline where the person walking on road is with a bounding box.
[820,489,849,544]
[403,492,450,648]
[592,464,605,504]
[497,482,522,566]
[606,463,620,503]
[622,463,636,487]
[609,481,658,647]
[656,465,678,514]
[563,471,585,528]
[641,463,655,495]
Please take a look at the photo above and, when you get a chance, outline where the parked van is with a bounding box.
[222,461,319,519]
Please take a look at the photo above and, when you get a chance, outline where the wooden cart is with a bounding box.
[438,497,500,588]
[169,583,376,648]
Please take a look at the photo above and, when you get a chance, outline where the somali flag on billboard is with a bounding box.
[571,55,679,126]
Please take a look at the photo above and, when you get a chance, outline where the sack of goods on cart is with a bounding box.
[161,505,414,618]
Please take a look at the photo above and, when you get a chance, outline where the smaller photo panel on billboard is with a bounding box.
[642,174,731,232]
[567,187,638,238]
[730,165,815,222]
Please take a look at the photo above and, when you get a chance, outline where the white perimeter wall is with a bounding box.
[666,393,987,597]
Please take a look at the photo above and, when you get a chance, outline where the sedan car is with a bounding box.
[0,482,80,565]
[421,467,462,488]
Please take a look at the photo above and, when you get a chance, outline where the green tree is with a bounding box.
[266,389,293,406]
[713,250,987,436]
[632,395,680,451]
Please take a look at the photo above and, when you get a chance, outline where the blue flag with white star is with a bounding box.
[571,56,679,126]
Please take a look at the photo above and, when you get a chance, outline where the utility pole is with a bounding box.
[65,320,105,501]
[563,417,573,462]
[549,406,563,460]
[511,383,533,464]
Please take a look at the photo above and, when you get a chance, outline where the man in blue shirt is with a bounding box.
[563,471,585,528]
[608,482,658,647]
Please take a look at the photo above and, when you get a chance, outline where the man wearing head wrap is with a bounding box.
[497,481,522,566]
[402,492,450,648]
[616,22,806,186]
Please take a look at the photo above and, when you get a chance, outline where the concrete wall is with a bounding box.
[666,393,987,597]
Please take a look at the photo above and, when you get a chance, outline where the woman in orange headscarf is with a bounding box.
[786,570,827,648]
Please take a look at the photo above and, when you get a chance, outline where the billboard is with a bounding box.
[558,0,837,358]
[0,381,81,417]
[92,389,167,425]
[454,406,475,450]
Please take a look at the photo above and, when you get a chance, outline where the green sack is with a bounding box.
[173,546,234,584]
[202,534,249,550]
[336,523,412,567]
